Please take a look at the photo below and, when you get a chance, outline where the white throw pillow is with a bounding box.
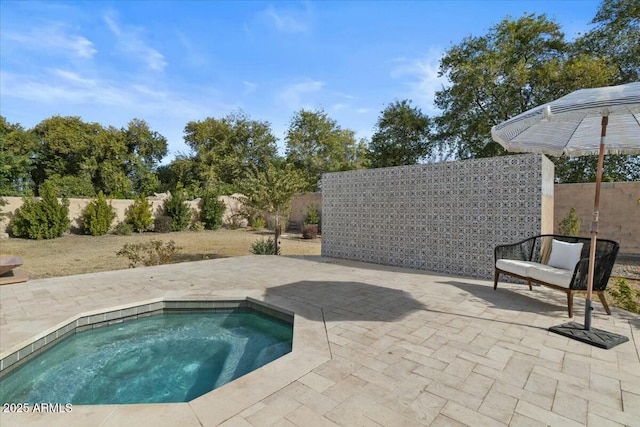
[547,239,584,271]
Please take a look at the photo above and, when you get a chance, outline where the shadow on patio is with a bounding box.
[264,280,426,322]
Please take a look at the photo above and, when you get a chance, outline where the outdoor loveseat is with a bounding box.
[494,234,619,317]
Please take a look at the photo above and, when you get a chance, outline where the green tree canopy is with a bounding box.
[182,111,278,191]
[285,108,367,191]
[368,100,432,168]
[0,116,36,195]
[432,8,638,182]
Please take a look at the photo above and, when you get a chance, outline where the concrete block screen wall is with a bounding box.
[321,154,555,280]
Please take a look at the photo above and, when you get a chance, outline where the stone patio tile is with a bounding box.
[298,372,336,393]
[381,357,418,380]
[458,372,495,398]
[322,375,368,402]
[285,405,338,427]
[515,401,584,427]
[492,381,554,410]
[352,366,399,390]
[621,390,640,417]
[441,401,508,427]
[218,416,254,427]
[269,419,297,427]
[551,389,588,424]
[588,401,640,426]
[402,391,447,426]
[478,387,518,424]
[429,414,467,426]
[413,365,465,388]
[245,397,301,427]
[424,380,483,411]
[508,413,547,427]
[586,413,626,427]
[325,393,375,425]
[312,358,358,383]
[293,386,340,415]
[363,403,423,427]
[557,380,622,410]
[524,371,558,398]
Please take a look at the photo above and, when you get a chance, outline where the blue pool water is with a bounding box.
[0,311,293,404]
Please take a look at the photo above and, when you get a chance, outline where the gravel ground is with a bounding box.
[612,256,640,280]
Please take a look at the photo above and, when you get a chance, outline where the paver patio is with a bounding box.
[1,255,639,426]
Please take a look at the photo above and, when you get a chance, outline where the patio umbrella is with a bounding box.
[491,81,640,348]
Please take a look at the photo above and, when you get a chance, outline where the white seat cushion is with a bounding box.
[496,259,541,277]
[547,239,583,271]
[527,264,573,288]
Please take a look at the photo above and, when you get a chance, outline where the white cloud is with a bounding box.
[243,81,258,96]
[103,14,167,71]
[391,49,447,113]
[263,4,310,34]
[279,79,324,109]
[4,25,96,58]
[355,108,370,114]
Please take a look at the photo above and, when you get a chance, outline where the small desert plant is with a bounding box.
[154,215,173,233]
[116,239,182,268]
[199,189,226,230]
[190,221,205,232]
[11,183,70,239]
[162,188,191,231]
[302,224,318,239]
[251,237,279,255]
[81,192,116,236]
[559,207,580,236]
[304,204,320,225]
[112,221,134,236]
[250,216,266,229]
[608,278,640,314]
[125,196,153,233]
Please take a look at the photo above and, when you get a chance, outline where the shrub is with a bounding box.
[190,221,205,232]
[199,189,226,230]
[116,239,182,268]
[250,216,266,229]
[112,221,133,236]
[11,183,70,239]
[81,192,116,236]
[304,204,320,225]
[125,196,153,233]
[251,237,279,255]
[44,175,95,198]
[608,277,640,314]
[302,224,318,239]
[559,207,580,236]
[0,198,7,221]
[162,189,191,231]
[154,215,173,233]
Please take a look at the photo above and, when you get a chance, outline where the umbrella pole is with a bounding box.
[584,115,608,330]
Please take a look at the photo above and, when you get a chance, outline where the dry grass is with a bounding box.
[1,229,321,279]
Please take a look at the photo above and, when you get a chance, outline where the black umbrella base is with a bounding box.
[549,322,629,349]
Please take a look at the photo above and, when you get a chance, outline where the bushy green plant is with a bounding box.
[125,196,153,233]
[11,183,70,239]
[0,198,7,221]
[112,221,133,235]
[162,189,191,231]
[199,189,226,230]
[250,216,266,229]
[302,224,318,239]
[304,204,320,225]
[44,175,95,198]
[154,215,173,233]
[116,239,182,268]
[190,221,205,232]
[608,278,640,314]
[81,192,116,236]
[251,237,279,255]
[559,207,580,236]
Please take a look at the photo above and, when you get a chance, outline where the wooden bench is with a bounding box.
[494,235,619,318]
[0,256,29,285]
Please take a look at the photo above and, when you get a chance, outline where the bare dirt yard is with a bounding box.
[0,229,321,279]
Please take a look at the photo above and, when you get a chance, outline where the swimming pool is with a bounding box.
[0,309,293,404]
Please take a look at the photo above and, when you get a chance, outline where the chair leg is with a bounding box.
[493,270,499,290]
[597,292,611,315]
[567,291,574,318]
[527,280,532,291]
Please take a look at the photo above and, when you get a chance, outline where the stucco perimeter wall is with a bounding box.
[0,194,245,234]
[321,154,555,280]
[555,182,640,254]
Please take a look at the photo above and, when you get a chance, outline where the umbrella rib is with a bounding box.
[564,117,586,153]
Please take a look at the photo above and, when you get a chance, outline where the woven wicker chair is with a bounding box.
[494,235,619,317]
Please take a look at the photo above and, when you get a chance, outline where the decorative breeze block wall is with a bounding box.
[321,154,554,280]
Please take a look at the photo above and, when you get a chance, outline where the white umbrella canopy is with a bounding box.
[490,82,640,348]
[491,81,640,156]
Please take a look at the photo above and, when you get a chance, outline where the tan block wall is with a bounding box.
[554,182,640,254]
[289,193,322,229]
[0,194,245,234]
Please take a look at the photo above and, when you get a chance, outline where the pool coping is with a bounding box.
[0,293,332,426]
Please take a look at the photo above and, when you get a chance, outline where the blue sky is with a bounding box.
[1,0,601,161]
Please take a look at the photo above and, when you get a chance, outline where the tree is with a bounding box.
[573,0,640,83]
[122,118,167,196]
[285,108,367,191]
[0,116,36,195]
[432,11,637,182]
[183,112,278,190]
[368,100,432,168]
